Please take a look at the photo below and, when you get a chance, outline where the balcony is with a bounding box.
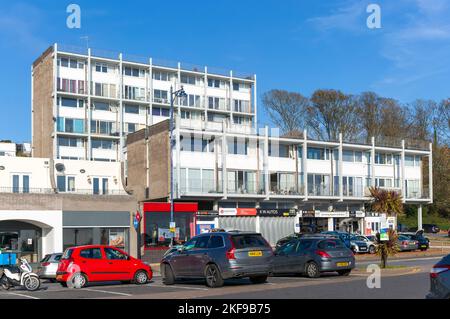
[308,185,333,197]
[270,182,302,196]
[405,187,430,200]
[178,179,222,195]
[228,179,265,195]
[0,187,128,196]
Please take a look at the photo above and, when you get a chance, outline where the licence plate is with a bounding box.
[336,262,349,267]
[248,251,263,257]
[421,245,427,248]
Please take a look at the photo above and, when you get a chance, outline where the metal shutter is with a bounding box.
[218,217,256,232]
[259,217,295,246]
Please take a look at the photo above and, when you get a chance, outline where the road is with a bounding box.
[0,256,441,299]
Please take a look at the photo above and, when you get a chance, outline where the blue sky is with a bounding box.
[1,0,449,142]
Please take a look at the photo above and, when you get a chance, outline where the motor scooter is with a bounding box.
[0,257,40,291]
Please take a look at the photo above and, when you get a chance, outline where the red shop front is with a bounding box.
[142,202,198,262]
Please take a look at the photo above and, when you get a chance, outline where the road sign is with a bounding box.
[380,228,389,241]
[170,222,176,233]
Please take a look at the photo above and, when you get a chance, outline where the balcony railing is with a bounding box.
[0,187,129,196]
[308,185,332,196]
[270,182,302,195]
[228,180,265,195]
[178,179,221,195]
[405,187,430,199]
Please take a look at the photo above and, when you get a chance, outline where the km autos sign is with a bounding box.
[256,208,297,217]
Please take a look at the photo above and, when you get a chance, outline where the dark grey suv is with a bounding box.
[161,231,273,288]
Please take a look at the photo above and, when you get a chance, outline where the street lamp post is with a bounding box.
[169,85,187,247]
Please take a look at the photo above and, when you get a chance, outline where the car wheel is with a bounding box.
[337,269,351,276]
[205,264,224,288]
[162,263,175,285]
[69,272,87,289]
[369,245,376,254]
[305,262,320,278]
[249,275,268,284]
[134,270,148,285]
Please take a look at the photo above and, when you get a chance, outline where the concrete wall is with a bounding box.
[32,46,54,158]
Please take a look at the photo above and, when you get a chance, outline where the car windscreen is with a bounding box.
[231,234,269,249]
[61,249,74,260]
[318,239,345,249]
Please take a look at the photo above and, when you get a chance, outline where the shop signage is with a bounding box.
[196,210,219,217]
[257,208,297,217]
[315,211,349,218]
[301,210,316,218]
[380,228,389,241]
[218,208,257,216]
[349,211,366,218]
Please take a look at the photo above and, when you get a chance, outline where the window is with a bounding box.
[208,78,222,88]
[208,97,226,110]
[154,89,168,103]
[58,137,81,148]
[63,229,93,250]
[92,139,114,150]
[233,82,240,91]
[231,234,268,249]
[355,151,363,162]
[375,153,392,165]
[307,147,328,160]
[93,101,110,111]
[208,236,224,248]
[181,74,196,85]
[57,176,66,192]
[124,86,145,101]
[343,150,354,162]
[153,71,169,81]
[228,137,248,155]
[127,123,136,133]
[123,66,145,77]
[405,155,415,166]
[144,212,195,248]
[234,100,250,113]
[79,248,102,259]
[104,248,128,260]
[59,57,83,69]
[60,98,78,108]
[124,104,140,114]
[95,63,108,73]
[57,176,75,192]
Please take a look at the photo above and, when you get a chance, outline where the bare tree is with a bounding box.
[407,99,437,142]
[262,90,309,135]
[357,92,384,143]
[308,89,361,142]
[438,99,450,145]
[379,98,409,139]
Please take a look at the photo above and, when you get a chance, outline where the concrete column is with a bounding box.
[253,74,257,129]
[119,53,124,161]
[264,126,269,198]
[255,216,260,233]
[418,204,423,231]
[148,58,153,126]
[87,48,92,161]
[222,121,227,199]
[175,116,181,198]
[328,218,334,231]
[229,71,233,124]
[204,66,208,126]
[339,133,343,201]
[429,143,433,203]
[303,129,308,201]
[371,137,376,187]
[177,62,181,118]
[401,140,406,203]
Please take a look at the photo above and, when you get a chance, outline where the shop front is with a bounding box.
[62,211,131,252]
[257,208,297,246]
[217,208,258,233]
[143,202,198,263]
[297,210,366,234]
[196,210,219,234]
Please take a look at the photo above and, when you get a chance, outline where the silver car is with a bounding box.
[37,253,62,281]
[397,235,418,252]
[272,237,355,278]
[161,231,273,288]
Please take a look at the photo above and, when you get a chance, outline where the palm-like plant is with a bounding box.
[368,187,404,268]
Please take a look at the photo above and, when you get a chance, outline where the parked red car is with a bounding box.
[56,245,152,288]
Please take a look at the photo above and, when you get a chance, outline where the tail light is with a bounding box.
[430,265,450,278]
[402,241,408,245]
[315,250,331,258]
[226,235,236,260]
[41,262,50,267]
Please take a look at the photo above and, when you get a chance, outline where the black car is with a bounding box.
[422,224,440,234]
[399,231,430,251]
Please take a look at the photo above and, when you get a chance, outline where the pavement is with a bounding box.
[0,254,442,299]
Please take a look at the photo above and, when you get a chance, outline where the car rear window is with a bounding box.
[231,234,269,249]
[40,255,50,263]
[53,254,62,262]
[208,235,224,248]
[318,239,345,249]
[61,249,73,260]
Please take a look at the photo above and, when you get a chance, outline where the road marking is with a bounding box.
[7,292,40,299]
[150,284,209,291]
[264,282,277,285]
[83,288,132,296]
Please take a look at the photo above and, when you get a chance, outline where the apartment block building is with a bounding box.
[0,156,136,261]
[31,44,256,162]
[126,118,433,260]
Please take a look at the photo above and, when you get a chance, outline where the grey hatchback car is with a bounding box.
[272,237,355,278]
[161,231,273,288]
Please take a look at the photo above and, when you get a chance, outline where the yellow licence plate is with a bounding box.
[336,262,349,267]
[248,251,263,257]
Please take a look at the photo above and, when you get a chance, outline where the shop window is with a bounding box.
[63,228,93,250]
[100,228,128,250]
[144,212,195,248]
